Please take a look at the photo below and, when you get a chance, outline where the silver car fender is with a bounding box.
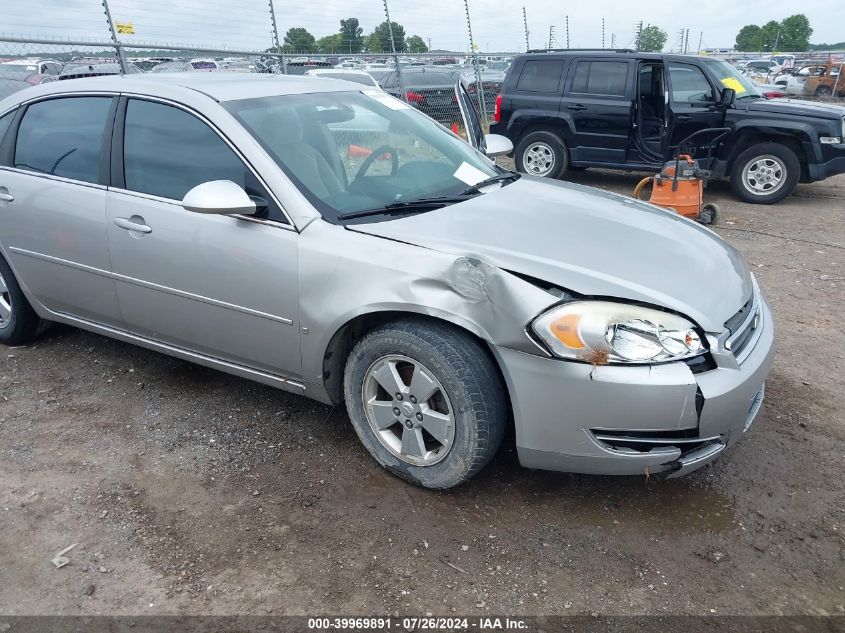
[296,220,558,404]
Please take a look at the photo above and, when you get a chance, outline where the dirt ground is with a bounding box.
[1,170,843,618]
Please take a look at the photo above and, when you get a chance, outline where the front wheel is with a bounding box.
[815,86,832,97]
[343,319,507,489]
[730,143,800,204]
[514,131,569,179]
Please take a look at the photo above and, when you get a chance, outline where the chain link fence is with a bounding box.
[1,0,841,119]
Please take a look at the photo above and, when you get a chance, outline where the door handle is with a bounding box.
[0,187,13,202]
[676,115,693,121]
[567,104,588,111]
[113,217,152,234]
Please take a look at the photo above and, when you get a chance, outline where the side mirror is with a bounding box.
[718,88,736,107]
[483,133,513,158]
[182,180,256,215]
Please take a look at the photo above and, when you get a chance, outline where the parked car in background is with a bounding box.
[0,73,773,488]
[188,59,220,71]
[460,67,504,115]
[59,60,141,79]
[304,69,380,87]
[804,63,845,97]
[491,50,845,204]
[150,61,194,73]
[219,60,260,73]
[1,58,63,76]
[379,67,463,125]
[0,71,53,100]
[784,65,826,95]
[284,60,334,75]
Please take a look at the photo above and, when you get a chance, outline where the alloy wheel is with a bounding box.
[523,142,555,176]
[0,271,11,329]
[362,354,455,466]
[742,155,787,196]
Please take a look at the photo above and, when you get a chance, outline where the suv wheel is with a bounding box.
[514,131,569,179]
[815,86,832,97]
[730,143,800,204]
[0,255,41,346]
[343,319,507,489]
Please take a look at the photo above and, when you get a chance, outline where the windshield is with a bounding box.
[701,59,762,99]
[225,90,498,222]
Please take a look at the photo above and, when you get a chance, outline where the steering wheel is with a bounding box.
[353,145,399,183]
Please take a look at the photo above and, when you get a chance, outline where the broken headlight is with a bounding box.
[532,301,705,364]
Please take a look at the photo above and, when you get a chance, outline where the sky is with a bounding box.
[0,0,842,53]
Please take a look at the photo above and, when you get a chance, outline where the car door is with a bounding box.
[664,61,725,162]
[105,96,302,377]
[0,95,125,327]
[561,58,633,165]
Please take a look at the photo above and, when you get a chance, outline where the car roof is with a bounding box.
[515,51,716,63]
[1,72,359,106]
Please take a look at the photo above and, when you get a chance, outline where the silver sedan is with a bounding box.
[0,73,773,488]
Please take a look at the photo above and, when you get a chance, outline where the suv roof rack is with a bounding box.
[526,48,636,54]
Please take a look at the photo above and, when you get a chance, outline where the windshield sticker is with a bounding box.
[720,77,746,95]
[453,161,489,186]
[362,89,411,110]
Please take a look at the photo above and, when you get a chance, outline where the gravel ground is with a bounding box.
[0,172,843,617]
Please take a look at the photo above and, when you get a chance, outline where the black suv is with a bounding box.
[490,50,845,204]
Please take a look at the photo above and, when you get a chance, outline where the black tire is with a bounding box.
[0,254,41,346]
[514,130,569,179]
[815,86,832,97]
[730,142,800,204]
[343,318,507,489]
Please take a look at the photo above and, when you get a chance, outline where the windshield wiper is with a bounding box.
[337,196,472,221]
[459,171,520,196]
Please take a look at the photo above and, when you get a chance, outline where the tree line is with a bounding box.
[278,18,429,54]
[735,15,813,52]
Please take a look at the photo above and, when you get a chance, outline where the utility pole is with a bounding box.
[268,0,286,73]
[523,7,530,52]
[684,29,690,53]
[565,15,570,49]
[635,21,643,51]
[610,33,616,48]
[548,25,555,49]
[678,28,684,53]
[382,0,407,103]
[602,18,605,49]
[773,29,781,51]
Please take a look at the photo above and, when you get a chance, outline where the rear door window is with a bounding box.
[570,61,629,96]
[516,60,565,93]
[0,110,14,146]
[14,96,112,184]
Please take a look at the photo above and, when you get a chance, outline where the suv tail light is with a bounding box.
[406,91,424,103]
[494,94,502,122]
[762,90,786,98]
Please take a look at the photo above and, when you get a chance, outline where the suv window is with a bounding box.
[14,97,112,184]
[516,60,565,93]
[667,62,714,103]
[570,61,629,96]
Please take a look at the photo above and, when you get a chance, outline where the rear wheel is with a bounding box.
[343,319,507,489]
[730,143,800,204]
[0,255,41,346]
[815,86,832,97]
[514,131,569,179]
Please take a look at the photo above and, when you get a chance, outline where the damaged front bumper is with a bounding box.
[493,297,774,477]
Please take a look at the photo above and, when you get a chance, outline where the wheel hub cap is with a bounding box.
[0,272,11,328]
[362,354,455,466]
[524,142,555,176]
[743,155,786,195]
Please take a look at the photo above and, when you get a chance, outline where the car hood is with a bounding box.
[349,178,752,332]
[738,96,845,118]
